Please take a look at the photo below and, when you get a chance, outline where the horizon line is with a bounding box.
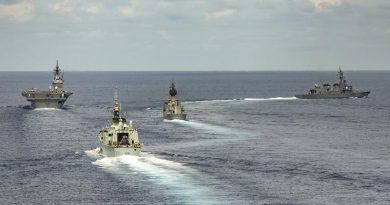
[0,69,389,72]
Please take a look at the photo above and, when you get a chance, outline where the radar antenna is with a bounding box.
[54,60,60,75]
[112,88,121,122]
[169,80,177,97]
[114,88,119,104]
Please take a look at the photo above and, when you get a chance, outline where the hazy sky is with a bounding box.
[0,0,389,71]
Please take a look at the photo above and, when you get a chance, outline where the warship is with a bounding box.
[98,90,142,157]
[21,61,73,108]
[295,67,370,99]
[163,81,187,120]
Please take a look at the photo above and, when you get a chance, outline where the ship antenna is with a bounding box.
[119,102,122,119]
[338,66,344,85]
[171,80,175,88]
[114,88,119,104]
[54,60,60,76]
[113,87,122,118]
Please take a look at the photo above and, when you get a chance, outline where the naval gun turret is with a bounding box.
[163,81,187,120]
[21,60,73,108]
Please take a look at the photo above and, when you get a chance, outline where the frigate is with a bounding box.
[21,61,73,108]
[295,67,370,99]
[98,90,142,157]
[163,81,187,120]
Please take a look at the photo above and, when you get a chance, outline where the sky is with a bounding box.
[0,0,389,71]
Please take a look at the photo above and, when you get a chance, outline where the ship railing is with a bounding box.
[114,143,143,148]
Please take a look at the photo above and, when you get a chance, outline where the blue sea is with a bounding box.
[1,71,389,204]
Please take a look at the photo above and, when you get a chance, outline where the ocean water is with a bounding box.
[0,71,389,205]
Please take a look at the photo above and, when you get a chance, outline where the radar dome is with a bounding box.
[169,87,177,96]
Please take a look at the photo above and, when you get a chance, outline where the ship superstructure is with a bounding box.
[22,61,73,108]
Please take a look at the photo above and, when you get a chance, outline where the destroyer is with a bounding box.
[99,90,142,157]
[163,81,187,120]
[22,61,73,108]
[295,67,370,99]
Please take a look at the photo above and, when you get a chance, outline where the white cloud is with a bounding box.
[0,1,35,22]
[205,8,236,20]
[83,5,102,15]
[310,0,342,12]
[51,0,74,13]
[49,2,105,16]
[119,6,134,17]
[1,0,390,70]
[119,1,140,17]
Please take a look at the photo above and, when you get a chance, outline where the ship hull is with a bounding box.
[22,91,72,109]
[99,143,141,157]
[27,98,69,109]
[163,113,187,120]
[295,91,370,99]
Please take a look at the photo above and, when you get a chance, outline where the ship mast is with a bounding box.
[54,60,60,76]
[52,60,64,89]
[338,66,347,89]
[112,89,121,123]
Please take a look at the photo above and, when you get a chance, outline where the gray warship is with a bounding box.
[295,67,370,99]
[21,61,73,108]
[163,81,187,120]
[99,90,142,157]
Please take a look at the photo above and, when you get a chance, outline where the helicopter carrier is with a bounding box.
[21,61,73,108]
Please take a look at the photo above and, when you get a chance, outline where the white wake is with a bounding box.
[165,119,237,135]
[84,147,101,158]
[32,108,61,111]
[243,96,297,101]
[184,99,240,104]
[184,97,297,104]
[89,152,221,205]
